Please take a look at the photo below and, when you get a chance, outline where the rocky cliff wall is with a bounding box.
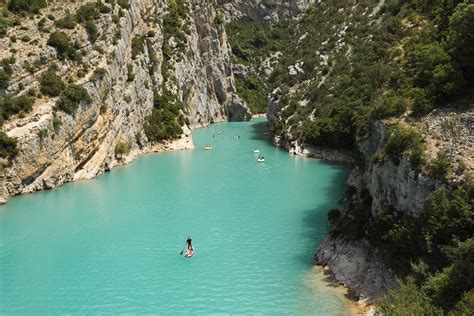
[219,0,316,20]
[0,0,250,204]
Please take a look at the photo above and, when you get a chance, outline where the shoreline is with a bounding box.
[0,128,195,205]
[313,266,375,315]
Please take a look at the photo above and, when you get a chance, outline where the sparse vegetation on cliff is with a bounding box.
[144,90,183,142]
[55,85,92,115]
[221,0,474,313]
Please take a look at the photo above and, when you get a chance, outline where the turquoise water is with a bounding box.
[0,119,350,315]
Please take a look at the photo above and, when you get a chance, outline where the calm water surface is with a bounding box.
[0,119,350,314]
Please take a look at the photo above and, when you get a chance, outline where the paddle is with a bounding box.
[180,237,189,255]
[180,244,186,256]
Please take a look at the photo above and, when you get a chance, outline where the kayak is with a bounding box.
[184,247,194,258]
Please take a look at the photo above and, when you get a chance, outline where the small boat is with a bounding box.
[257,157,265,163]
[205,145,212,150]
[254,148,260,153]
[185,247,194,258]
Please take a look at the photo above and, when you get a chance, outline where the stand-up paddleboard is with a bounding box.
[184,247,194,258]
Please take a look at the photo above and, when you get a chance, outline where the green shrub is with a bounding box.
[429,151,452,180]
[75,3,100,23]
[0,12,8,38]
[144,89,184,142]
[40,72,65,97]
[0,131,18,159]
[84,20,98,42]
[144,109,183,142]
[377,280,443,315]
[47,31,81,61]
[54,16,76,29]
[52,113,62,132]
[90,68,107,83]
[117,0,129,10]
[126,64,134,82]
[115,141,130,157]
[449,2,474,81]
[235,74,268,114]
[56,85,92,115]
[37,128,48,141]
[0,70,12,89]
[131,36,145,59]
[370,95,409,120]
[383,125,425,166]
[0,95,34,120]
[7,0,47,13]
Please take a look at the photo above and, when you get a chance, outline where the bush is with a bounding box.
[383,125,425,166]
[84,20,98,42]
[20,35,30,42]
[90,68,107,83]
[0,12,8,38]
[429,151,452,180]
[144,90,183,142]
[235,74,268,114]
[115,141,130,158]
[47,31,81,61]
[7,0,47,13]
[126,64,134,82]
[75,3,100,23]
[0,95,34,121]
[131,36,145,59]
[0,70,11,89]
[56,85,92,115]
[377,280,443,315]
[40,72,65,97]
[54,16,76,30]
[117,0,129,10]
[0,131,18,159]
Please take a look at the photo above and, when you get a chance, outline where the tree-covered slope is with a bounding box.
[224,0,473,313]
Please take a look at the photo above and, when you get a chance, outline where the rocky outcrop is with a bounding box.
[316,236,397,303]
[359,122,438,216]
[0,0,250,204]
[219,0,316,21]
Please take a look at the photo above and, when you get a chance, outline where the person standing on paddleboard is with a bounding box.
[186,237,193,250]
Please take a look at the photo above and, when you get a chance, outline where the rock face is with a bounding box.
[219,0,316,20]
[316,236,397,302]
[0,0,250,204]
[359,122,439,216]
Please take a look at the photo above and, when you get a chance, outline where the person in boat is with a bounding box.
[186,236,193,250]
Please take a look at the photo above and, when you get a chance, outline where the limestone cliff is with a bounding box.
[219,0,316,20]
[0,0,250,204]
[229,0,473,304]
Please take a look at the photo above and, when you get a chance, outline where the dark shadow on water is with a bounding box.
[248,121,274,146]
[292,169,349,269]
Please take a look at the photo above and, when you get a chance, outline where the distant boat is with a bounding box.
[205,145,212,150]
[257,157,265,163]
[254,148,260,153]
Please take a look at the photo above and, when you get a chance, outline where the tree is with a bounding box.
[440,114,462,157]
[377,280,442,315]
[8,0,47,13]
[40,72,65,97]
[56,85,92,115]
[404,43,461,98]
[449,2,474,80]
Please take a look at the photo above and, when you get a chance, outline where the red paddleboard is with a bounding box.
[184,247,194,258]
